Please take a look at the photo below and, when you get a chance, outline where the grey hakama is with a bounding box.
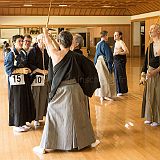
[32,80,50,120]
[95,56,116,98]
[40,79,96,150]
[144,67,160,123]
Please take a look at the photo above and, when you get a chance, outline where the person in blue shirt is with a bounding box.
[4,35,35,132]
[94,31,116,102]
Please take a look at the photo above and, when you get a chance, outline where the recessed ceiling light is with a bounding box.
[102,5,114,8]
[24,4,32,7]
[59,4,67,7]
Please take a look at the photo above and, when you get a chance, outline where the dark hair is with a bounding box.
[24,34,32,40]
[57,31,73,48]
[117,31,123,40]
[3,41,7,45]
[12,35,24,43]
[5,43,9,48]
[100,31,108,37]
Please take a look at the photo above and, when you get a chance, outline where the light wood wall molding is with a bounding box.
[0,24,131,29]
[145,17,159,51]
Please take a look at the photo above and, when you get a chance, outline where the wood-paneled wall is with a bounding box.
[145,17,159,51]
[131,22,141,57]
[87,27,101,47]
[87,25,131,57]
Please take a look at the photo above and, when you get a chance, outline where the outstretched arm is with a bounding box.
[43,28,60,65]
[49,34,60,50]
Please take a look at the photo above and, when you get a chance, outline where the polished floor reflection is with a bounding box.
[1,53,160,160]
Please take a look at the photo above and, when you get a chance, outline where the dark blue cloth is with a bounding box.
[4,51,14,76]
[28,45,49,72]
[94,40,113,73]
[4,47,35,127]
[4,48,28,76]
[114,55,128,94]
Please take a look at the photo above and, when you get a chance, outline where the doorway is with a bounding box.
[140,21,145,57]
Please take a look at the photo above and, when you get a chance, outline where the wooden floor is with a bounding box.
[1,52,160,160]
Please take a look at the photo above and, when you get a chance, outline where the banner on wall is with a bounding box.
[1,29,19,39]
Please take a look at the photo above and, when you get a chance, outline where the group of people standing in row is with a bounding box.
[4,34,50,132]
[3,23,160,155]
[4,29,100,154]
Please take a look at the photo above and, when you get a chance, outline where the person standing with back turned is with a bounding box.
[33,28,100,154]
[94,31,116,102]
